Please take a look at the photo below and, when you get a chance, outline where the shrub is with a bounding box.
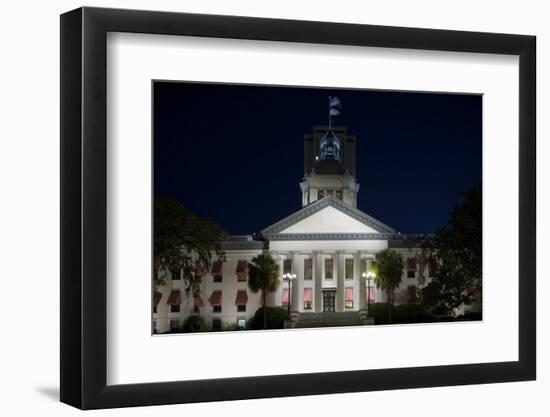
[224,322,245,331]
[393,304,433,323]
[368,303,434,324]
[457,311,482,321]
[245,317,256,330]
[248,307,289,330]
[182,315,210,332]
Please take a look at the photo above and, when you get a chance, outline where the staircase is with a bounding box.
[294,312,363,329]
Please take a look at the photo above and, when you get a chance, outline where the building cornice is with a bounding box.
[220,240,266,251]
[266,232,400,241]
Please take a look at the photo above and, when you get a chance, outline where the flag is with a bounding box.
[329,108,340,116]
[329,96,341,108]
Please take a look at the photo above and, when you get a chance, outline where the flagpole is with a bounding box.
[328,96,332,130]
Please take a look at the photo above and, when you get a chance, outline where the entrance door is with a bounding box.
[323,291,336,312]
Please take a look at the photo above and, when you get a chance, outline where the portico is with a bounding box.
[263,194,394,315]
[271,247,376,314]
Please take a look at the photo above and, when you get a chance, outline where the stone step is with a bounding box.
[294,312,363,328]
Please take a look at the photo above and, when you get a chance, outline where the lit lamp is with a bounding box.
[283,273,296,316]
[362,271,376,311]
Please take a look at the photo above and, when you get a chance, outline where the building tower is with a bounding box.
[299,97,360,207]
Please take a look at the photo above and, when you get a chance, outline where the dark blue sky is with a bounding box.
[154,82,481,235]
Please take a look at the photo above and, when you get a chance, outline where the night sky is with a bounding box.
[154,82,481,235]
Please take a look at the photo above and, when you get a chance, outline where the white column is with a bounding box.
[359,253,367,310]
[336,251,345,312]
[270,252,282,307]
[291,252,301,313]
[354,251,361,310]
[314,251,322,312]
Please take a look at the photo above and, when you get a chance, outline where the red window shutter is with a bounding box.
[406,258,417,272]
[208,290,222,306]
[236,260,248,274]
[211,261,223,275]
[235,290,248,305]
[166,289,181,305]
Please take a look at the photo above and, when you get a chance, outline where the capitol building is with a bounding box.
[153,109,440,333]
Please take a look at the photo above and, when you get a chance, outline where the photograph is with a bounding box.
[0,0,541,414]
[152,82,482,334]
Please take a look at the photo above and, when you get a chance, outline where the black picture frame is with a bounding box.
[60,6,536,410]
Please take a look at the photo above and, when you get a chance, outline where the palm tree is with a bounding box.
[248,254,281,329]
[371,249,404,323]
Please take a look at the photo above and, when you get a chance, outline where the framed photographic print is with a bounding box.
[60,6,536,410]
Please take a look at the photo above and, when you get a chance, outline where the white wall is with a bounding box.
[0,1,546,417]
[154,250,264,332]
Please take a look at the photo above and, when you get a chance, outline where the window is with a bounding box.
[236,260,248,282]
[237,319,246,329]
[304,258,313,280]
[209,290,222,312]
[193,305,199,314]
[172,269,180,280]
[211,260,223,280]
[212,319,222,331]
[153,306,157,314]
[166,289,181,312]
[318,189,343,200]
[325,258,333,279]
[303,288,313,310]
[235,290,248,311]
[282,288,290,306]
[345,287,353,308]
[345,258,353,279]
[406,257,417,279]
[283,259,292,274]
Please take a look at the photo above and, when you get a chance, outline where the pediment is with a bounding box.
[261,196,396,240]
[280,206,380,234]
